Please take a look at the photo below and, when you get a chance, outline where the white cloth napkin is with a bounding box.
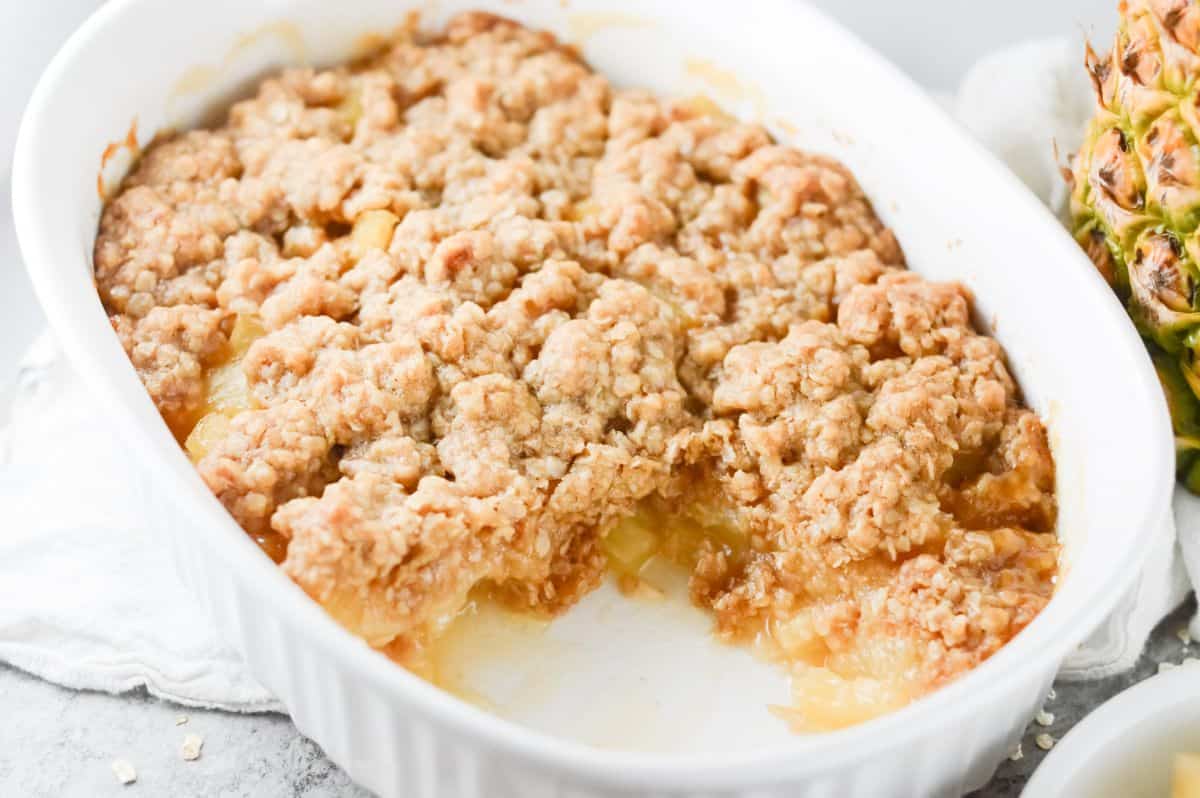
[0,334,280,711]
[1,38,1196,709]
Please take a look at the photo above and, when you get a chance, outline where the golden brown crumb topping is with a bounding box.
[95,11,1057,720]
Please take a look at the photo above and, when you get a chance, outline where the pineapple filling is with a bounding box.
[184,314,265,458]
[97,12,1060,738]
[600,502,921,731]
[602,501,747,582]
[403,495,941,733]
[764,611,921,731]
[181,314,290,563]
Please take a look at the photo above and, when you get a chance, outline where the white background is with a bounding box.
[0,0,1114,394]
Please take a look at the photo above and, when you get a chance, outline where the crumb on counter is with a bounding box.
[181,733,204,762]
[111,758,137,785]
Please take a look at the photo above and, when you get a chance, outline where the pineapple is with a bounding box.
[1069,0,1200,490]
[1175,752,1200,798]
[183,314,264,462]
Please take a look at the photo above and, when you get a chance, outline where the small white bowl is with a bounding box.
[1023,662,1200,798]
[12,0,1175,795]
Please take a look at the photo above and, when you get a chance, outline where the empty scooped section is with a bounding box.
[422,565,794,754]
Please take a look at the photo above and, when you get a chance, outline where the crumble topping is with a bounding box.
[95,11,1058,725]
[181,733,204,762]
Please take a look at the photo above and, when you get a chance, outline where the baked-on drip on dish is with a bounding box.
[95,11,1058,730]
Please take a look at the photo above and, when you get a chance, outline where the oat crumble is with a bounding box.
[95,11,1059,729]
[181,733,204,762]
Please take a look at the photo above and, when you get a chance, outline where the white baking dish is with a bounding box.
[12,0,1174,795]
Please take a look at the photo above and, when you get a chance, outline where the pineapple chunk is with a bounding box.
[205,314,263,414]
[324,587,409,647]
[770,611,831,665]
[281,224,328,258]
[1174,753,1200,798]
[564,198,599,222]
[351,209,399,256]
[679,94,733,122]
[228,313,265,357]
[181,313,265,460]
[603,515,661,575]
[185,412,232,462]
[773,631,919,731]
[337,90,363,128]
[662,512,746,566]
[205,362,252,415]
[604,500,747,576]
[788,666,913,731]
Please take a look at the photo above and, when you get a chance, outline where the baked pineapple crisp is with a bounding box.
[95,12,1058,729]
